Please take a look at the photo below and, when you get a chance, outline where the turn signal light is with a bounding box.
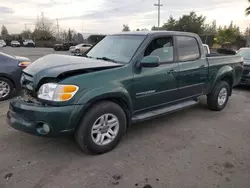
[62,85,78,93]
[18,61,31,68]
[60,93,73,101]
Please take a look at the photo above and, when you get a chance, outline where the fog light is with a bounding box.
[36,122,51,135]
[43,123,50,133]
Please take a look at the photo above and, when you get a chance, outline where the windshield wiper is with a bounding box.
[96,57,117,63]
[85,55,93,58]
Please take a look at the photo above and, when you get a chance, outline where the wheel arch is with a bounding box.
[0,73,15,88]
[73,92,133,132]
[220,74,233,96]
[212,66,234,96]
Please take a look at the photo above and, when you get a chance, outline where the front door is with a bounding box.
[133,36,179,113]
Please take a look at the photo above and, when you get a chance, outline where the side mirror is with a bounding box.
[140,56,160,68]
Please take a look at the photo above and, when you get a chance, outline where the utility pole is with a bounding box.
[154,0,163,30]
[56,18,59,40]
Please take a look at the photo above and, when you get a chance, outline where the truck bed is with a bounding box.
[207,55,243,86]
[207,55,242,65]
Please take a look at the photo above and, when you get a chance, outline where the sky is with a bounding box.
[0,0,249,34]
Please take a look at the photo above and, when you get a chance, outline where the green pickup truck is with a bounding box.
[7,31,243,154]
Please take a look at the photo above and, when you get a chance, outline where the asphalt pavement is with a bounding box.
[0,47,250,188]
[1,46,70,62]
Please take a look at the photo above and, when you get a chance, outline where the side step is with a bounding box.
[132,100,198,123]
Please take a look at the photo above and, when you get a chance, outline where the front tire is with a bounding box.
[75,101,127,154]
[207,81,230,111]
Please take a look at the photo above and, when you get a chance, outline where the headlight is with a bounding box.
[38,83,79,101]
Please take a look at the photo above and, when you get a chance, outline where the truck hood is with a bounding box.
[23,54,123,85]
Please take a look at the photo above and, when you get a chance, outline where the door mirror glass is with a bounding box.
[140,56,160,67]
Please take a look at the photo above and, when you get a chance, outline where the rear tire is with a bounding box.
[0,77,14,101]
[75,101,127,154]
[207,81,230,111]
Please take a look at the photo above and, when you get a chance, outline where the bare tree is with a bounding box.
[32,12,56,40]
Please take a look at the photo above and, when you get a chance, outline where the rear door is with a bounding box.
[175,36,209,99]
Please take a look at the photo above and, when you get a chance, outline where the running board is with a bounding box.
[132,100,198,123]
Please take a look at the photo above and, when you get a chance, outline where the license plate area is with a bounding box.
[22,91,33,101]
[19,90,39,104]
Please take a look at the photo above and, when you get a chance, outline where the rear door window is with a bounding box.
[176,36,200,61]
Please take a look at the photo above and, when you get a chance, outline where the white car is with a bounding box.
[11,41,21,47]
[73,43,92,55]
[23,39,35,47]
[0,40,6,47]
[69,46,76,53]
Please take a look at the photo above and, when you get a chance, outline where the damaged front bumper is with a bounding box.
[6,97,84,136]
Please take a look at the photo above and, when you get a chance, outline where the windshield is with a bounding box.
[237,48,250,60]
[86,35,146,63]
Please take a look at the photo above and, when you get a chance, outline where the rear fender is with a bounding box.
[212,65,233,91]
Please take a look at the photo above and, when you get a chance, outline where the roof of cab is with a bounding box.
[112,31,199,37]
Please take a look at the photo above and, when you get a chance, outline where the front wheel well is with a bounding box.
[76,97,132,131]
[220,75,233,96]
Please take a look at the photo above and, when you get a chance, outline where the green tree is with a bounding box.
[151,26,158,30]
[177,12,206,33]
[216,24,240,45]
[162,16,177,30]
[161,12,206,34]
[122,24,130,32]
[1,25,8,39]
[136,28,140,31]
[246,0,250,15]
[204,20,217,34]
